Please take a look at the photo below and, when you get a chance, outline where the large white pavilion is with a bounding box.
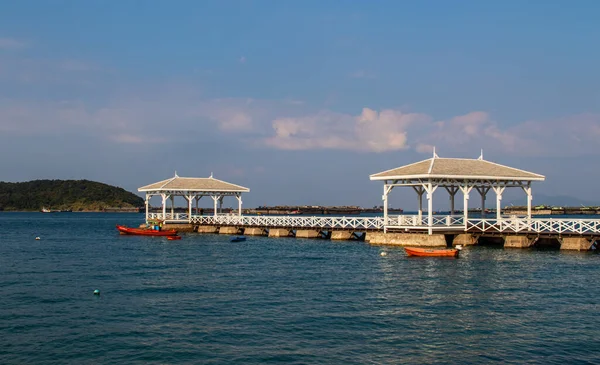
[138,173,250,223]
[370,150,545,234]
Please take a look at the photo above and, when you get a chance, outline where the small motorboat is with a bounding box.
[404,247,459,257]
[167,235,182,240]
[116,225,178,236]
[230,236,246,242]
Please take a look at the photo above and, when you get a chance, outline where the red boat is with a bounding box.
[404,247,459,257]
[116,225,178,236]
[167,235,182,240]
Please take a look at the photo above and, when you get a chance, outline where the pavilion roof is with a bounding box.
[139,174,250,193]
[370,156,545,181]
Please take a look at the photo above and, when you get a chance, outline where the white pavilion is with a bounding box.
[370,150,545,234]
[138,173,250,223]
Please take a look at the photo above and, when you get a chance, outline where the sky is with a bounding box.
[1,0,600,210]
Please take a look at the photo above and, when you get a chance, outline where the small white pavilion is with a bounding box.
[138,173,250,223]
[370,150,545,234]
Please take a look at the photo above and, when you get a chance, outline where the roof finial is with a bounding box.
[432,146,439,158]
[174,170,179,177]
[478,149,484,160]
[209,172,213,178]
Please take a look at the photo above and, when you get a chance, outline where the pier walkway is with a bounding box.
[149,213,600,236]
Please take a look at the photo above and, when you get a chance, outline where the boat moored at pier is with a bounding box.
[116,225,178,236]
[404,247,459,257]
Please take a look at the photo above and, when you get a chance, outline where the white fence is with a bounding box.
[147,213,600,235]
[467,218,600,235]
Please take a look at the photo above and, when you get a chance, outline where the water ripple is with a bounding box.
[1,213,600,364]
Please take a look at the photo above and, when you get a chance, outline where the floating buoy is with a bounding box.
[380,251,387,256]
[35,237,40,240]
[93,289,100,295]
[455,245,463,250]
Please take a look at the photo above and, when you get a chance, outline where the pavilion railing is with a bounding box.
[467,217,600,234]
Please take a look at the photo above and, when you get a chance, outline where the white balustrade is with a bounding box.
[146,213,600,235]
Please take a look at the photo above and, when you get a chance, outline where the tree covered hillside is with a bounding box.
[0,180,144,211]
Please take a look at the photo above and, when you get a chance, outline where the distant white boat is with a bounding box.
[40,207,60,213]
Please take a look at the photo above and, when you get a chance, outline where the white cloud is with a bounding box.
[263,107,430,152]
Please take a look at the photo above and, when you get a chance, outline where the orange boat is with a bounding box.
[116,225,178,236]
[404,247,459,257]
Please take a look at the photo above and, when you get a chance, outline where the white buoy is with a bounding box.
[380,251,387,256]
[455,245,463,250]
[35,237,40,240]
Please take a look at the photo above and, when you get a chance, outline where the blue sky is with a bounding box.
[1,1,599,209]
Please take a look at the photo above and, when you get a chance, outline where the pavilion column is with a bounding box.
[236,193,242,216]
[413,186,425,225]
[493,186,506,221]
[476,187,491,218]
[219,196,224,214]
[145,193,149,223]
[444,186,459,215]
[161,193,168,220]
[382,183,394,233]
[187,194,194,223]
[523,184,533,227]
[459,184,474,231]
[211,196,219,217]
[170,195,175,219]
[195,196,200,215]
[424,182,438,235]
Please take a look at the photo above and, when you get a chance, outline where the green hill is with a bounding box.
[0,179,144,211]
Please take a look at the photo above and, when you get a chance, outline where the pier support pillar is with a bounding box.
[560,237,592,251]
[268,229,293,238]
[453,234,478,246]
[331,231,353,240]
[219,226,241,235]
[197,225,219,233]
[504,235,534,248]
[296,230,321,238]
[244,228,267,236]
[366,232,447,247]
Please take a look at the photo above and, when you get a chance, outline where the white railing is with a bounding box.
[148,212,189,221]
[467,217,600,234]
[147,213,600,235]
[193,215,385,230]
[387,215,465,227]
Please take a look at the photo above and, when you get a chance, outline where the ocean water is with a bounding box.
[1,212,599,364]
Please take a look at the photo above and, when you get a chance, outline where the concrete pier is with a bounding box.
[296,230,321,238]
[331,231,353,240]
[504,235,534,248]
[268,228,293,238]
[560,237,592,251]
[452,233,478,246]
[366,232,447,247]
[244,227,267,236]
[197,225,219,233]
[219,227,241,235]
[161,223,195,232]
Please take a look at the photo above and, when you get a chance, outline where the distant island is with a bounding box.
[0,179,144,212]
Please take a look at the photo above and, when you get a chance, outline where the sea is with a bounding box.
[1,212,599,364]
